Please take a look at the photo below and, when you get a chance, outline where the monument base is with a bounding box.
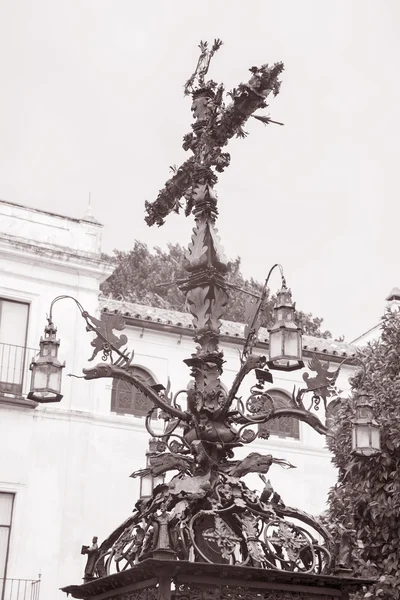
[62,559,373,600]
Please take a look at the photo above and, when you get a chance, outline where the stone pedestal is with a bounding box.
[62,559,373,600]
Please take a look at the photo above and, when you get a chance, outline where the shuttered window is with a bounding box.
[258,389,300,439]
[111,367,157,417]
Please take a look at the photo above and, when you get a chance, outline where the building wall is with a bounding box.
[0,200,114,600]
[0,199,355,600]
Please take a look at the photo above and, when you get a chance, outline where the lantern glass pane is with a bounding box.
[352,422,372,455]
[358,406,372,419]
[371,426,381,452]
[31,364,49,390]
[283,330,300,358]
[49,344,57,358]
[277,309,285,321]
[140,475,153,497]
[351,426,357,451]
[48,365,62,392]
[269,331,282,360]
[358,422,370,447]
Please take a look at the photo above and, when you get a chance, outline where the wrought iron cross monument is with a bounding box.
[29,40,375,600]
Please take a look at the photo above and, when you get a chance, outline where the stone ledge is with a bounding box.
[0,394,38,409]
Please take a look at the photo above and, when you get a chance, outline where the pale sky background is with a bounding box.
[0,0,399,341]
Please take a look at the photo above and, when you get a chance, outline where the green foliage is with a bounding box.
[327,310,400,599]
[100,242,331,338]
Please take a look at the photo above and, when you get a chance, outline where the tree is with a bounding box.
[101,242,331,338]
[327,310,400,599]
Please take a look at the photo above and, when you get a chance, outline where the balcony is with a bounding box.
[0,343,37,407]
[0,579,41,600]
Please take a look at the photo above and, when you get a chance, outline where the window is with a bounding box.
[258,389,300,440]
[0,492,14,598]
[0,299,29,395]
[111,367,157,417]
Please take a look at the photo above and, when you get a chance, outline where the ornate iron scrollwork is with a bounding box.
[174,585,337,600]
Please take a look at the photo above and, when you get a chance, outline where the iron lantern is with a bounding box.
[137,438,165,500]
[139,472,156,499]
[27,320,65,403]
[267,284,304,372]
[351,393,381,457]
[140,472,165,498]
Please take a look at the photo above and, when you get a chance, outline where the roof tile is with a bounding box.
[99,296,356,358]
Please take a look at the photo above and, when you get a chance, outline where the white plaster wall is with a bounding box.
[0,201,115,600]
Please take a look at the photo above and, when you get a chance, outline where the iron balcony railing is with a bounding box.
[0,343,37,399]
[0,579,41,600]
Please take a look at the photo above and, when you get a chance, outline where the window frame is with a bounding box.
[0,298,30,396]
[0,491,15,598]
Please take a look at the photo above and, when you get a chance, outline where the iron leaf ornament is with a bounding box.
[87,312,128,362]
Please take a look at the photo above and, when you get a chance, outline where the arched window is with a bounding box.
[111,366,157,417]
[258,389,300,440]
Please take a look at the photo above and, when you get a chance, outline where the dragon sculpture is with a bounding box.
[68,41,351,578]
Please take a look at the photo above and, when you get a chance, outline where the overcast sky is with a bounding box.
[1,0,399,341]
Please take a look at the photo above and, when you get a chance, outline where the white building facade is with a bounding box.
[0,199,357,600]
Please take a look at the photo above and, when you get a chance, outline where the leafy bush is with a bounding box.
[327,310,400,599]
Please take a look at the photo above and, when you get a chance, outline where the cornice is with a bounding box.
[0,237,113,280]
[0,197,103,226]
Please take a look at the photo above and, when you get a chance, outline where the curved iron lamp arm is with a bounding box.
[219,355,267,419]
[218,265,286,420]
[241,263,285,362]
[336,355,366,379]
[47,296,190,422]
[49,296,130,363]
[268,407,327,435]
[82,363,190,422]
[49,295,86,320]
[246,356,366,437]
[230,404,327,436]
